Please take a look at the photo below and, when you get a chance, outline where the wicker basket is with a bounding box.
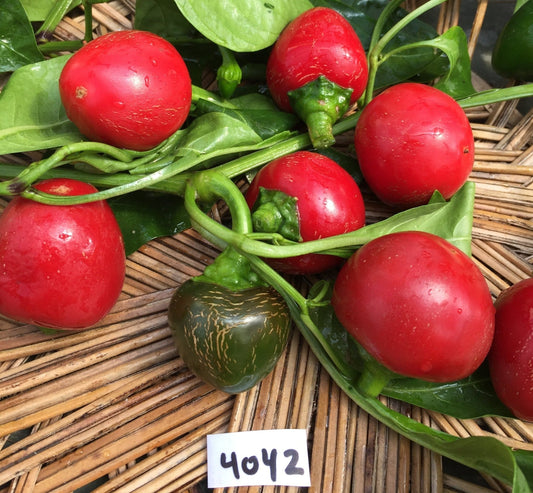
[1,1,532,492]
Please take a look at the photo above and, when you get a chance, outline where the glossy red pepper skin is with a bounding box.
[266,6,368,113]
[489,278,533,421]
[0,178,125,330]
[59,30,192,150]
[245,151,366,275]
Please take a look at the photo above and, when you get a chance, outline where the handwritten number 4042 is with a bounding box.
[220,448,305,481]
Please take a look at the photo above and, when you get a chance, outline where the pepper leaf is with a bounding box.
[173,0,313,52]
[0,55,83,154]
[19,0,64,21]
[194,93,299,139]
[406,25,477,99]
[0,0,44,72]
[108,191,190,256]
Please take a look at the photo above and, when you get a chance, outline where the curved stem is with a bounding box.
[183,172,351,372]
[364,0,446,105]
[1,111,360,204]
[188,170,252,235]
[0,141,137,196]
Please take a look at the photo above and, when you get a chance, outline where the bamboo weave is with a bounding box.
[1,1,532,492]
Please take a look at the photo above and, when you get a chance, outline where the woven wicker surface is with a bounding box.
[1,1,532,492]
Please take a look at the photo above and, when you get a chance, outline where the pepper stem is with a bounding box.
[251,188,301,242]
[217,46,242,99]
[288,76,352,149]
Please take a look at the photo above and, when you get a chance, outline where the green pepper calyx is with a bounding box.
[288,75,353,149]
[251,187,301,242]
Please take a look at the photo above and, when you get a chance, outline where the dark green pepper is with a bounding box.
[168,278,291,394]
[168,171,292,393]
[492,0,533,81]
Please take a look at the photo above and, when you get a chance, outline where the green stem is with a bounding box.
[0,112,360,204]
[188,170,252,235]
[183,172,355,375]
[38,40,84,55]
[364,0,446,105]
[457,83,533,108]
[0,142,136,196]
[81,0,94,43]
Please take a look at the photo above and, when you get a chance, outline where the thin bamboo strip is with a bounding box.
[443,474,510,493]
[472,218,533,251]
[351,408,370,493]
[467,0,488,58]
[92,2,134,30]
[33,391,233,493]
[123,259,178,291]
[334,390,357,493]
[311,368,339,493]
[473,181,533,204]
[0,362,186,464]
[0,292,171,358]
[128,248,196,283]
[409,406,426,493]
[474,155,530,168]
[481,417,527,443]
[436,0,460,33]
[0,368,197,484]
[31,381,220,479]
[7,415,62,493]
[472,239,532,286]
[471,124,508,142]
[511,144,533,167]
[495,108,533,151]
[485,97,521,129]
[374,419,388,491]
[474,199,533,221]
[0,338,176,432]
[93,413,230,493]
[0,320,170,397]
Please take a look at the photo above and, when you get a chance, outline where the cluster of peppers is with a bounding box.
[2,0,533,488]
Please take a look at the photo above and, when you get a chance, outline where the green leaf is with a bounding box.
[173,0,313,52]
[340,183,475,256]
[194,93,299,139]
[383,364,513,419]
[178,111,263,156]
[135,0,196,41]
[0,55,83,154]
[20,0,81,22]
[20,0,60,21]
[109,191,190,256]
[404,25,476,99]
[0,0,44,72]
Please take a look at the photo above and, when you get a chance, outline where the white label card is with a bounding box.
[206,429,311,488]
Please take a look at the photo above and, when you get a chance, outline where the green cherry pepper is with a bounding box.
[168,276,291,394]
[167,171,292,394]
[492,0,533,81]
